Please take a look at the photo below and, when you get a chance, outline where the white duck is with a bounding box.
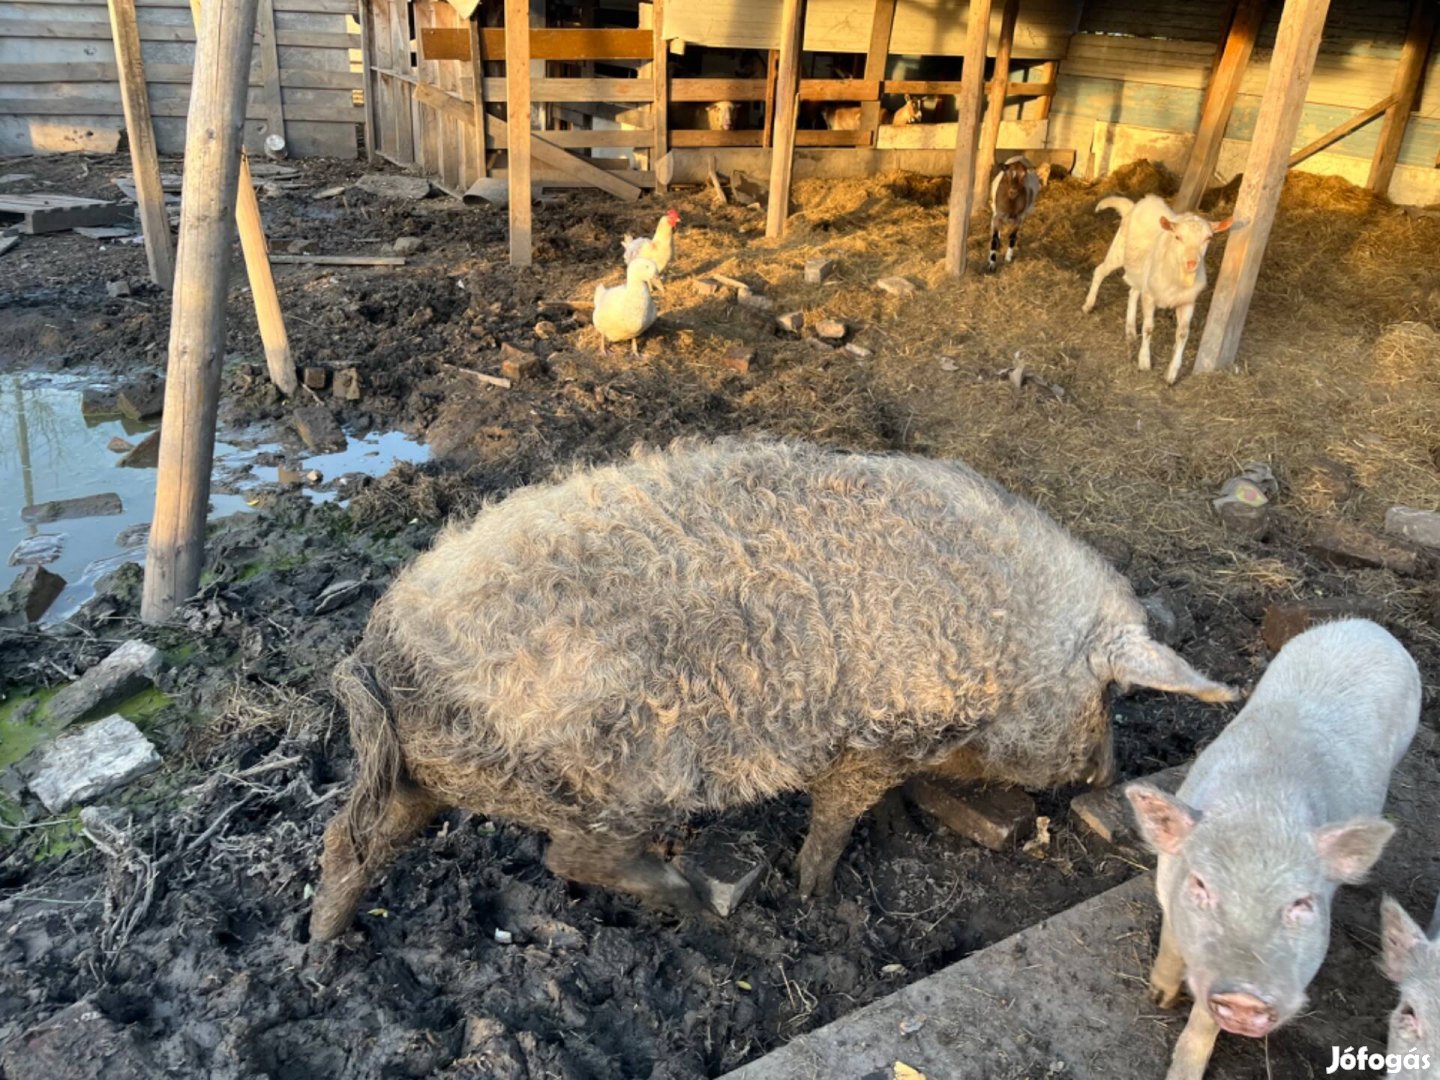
[593,257,659,356]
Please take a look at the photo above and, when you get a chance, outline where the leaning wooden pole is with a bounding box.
[945,0,994,276]
[505,0,533,266]
[1175,0,1265,212]
[765,0,806,239]
[973,0,1018,210]
[1367,0,1435,195]
[142,0,261,622]
[108,0,175,290]
[1193,0,1331,376]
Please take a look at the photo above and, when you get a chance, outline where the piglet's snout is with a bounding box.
[1208,989,1278,1038]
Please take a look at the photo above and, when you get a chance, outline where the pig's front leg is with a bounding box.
[1166,1000,1221,1080]
[1150,916,1187,1008]
[797,755,898,897]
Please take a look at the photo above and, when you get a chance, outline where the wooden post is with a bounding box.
[357,0,380,163]
[973,0,1018,209]
[1193,0,1331,376]
[505,0,532,266]
[187,0,295,399]
[1175,0,1265,212]
[762,48,779,148]
[1031,59,1057,120]
[143,0,262,623]
[766,0,806,238]
[945,0,993,276]
[1367,0,1436,195]
[652,0,669,191]
[107,0,174,290]
[468,12,488,177]
[858,0,898,145]
[254,0,286,155]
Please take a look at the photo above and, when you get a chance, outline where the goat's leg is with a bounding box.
[1166,302,1194,385]
[1084,255,1120,313]
[1126,288,1141,343]
[1138,293,1156,371]
[797,754,899,898]
[1006,227,1019,264]
[987,226,1001,273]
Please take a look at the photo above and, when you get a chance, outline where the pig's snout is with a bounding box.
[1207,989,1278,1038]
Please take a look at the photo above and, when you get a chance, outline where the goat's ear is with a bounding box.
[1211,217,1235,234]
[1159,216,1175,232]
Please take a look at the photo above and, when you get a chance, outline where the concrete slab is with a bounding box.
[726,728,1440,1080]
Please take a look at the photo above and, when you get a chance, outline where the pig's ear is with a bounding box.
[1125,783,1199,855]
[1314,818,1395,884]
[1104,632,1239,703]
[1380,895,1427,982]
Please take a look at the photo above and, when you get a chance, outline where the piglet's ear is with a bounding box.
[1126,783,1200,856]
[1160,216,1175,232]
[1380,895,1428,982]
[1314,818,1395,884]
[1211,217,1235,234]
[1104,631,1239,703]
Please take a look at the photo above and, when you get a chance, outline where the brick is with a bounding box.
[500,343,542,381]
[1071,763,1189,844]
[804,258,835,284]
[303,366,329,390]
[719,346,754,375]
[1261,597,1388,652]
[904,777,1034,850]
[1305,519,1425,575]
[814,318,846,342]
[332,368,362,401]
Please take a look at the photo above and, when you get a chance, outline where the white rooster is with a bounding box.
[621,208,680,292]
[593,257,659,356]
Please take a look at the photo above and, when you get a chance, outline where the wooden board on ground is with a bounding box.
[0,192,131,234]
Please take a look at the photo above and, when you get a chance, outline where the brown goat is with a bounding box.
[988,156,1041,273]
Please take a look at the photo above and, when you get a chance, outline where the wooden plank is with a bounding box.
[270,253,406,265]
[1031,60,1057,120]
[505,0,531,266]
[670,77,768,102]
[418,26,654,61]
[798,78,879,101]
[1194,0,1332,377]
[357,0,379,161]
[468,12,487,179]
[973,0,1018,208]
[765,0,804,239]
[0,97,364,122]
[1176,0,1265,212]
[1368,0,1436,193]
[143,0,262,622]
[859,0,898,141]
[387,0,414,163]
[1289,93,1395,166]
[0,64,360,90]
[762,47,777,147]
[652,0,667,188]
[253,0,285,152]
[1006,80,1054,97]
[945,0,992,276]
[659,145,1074,184]
[0,19,359,47]
[106,0,173,287]
[530,133,643,199]
[0,198,129,233]
[670,129,762,146]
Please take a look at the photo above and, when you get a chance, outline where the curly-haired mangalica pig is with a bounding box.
[310,439,1235,941]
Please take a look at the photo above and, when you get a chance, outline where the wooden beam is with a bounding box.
[531,134,643,200]
[671,78,767,102]
[945,0,993,276]
[1288,93,1396,167]
[505,0,531,267]
[253,0,285,153]
[468,13,488,178]
[798,79,880,101]
[419,26,653,61]
[106,0,174,290]
[973,0,1018,209]
[1175,0,1265,212]
[652,0,668,191]
[1368,0,1436,194]
[357,0,379,162]
[1031,60,1057,120]
[762,48,777,148]
[143,0,261,622]
[1194,0,1332,376]
[766,0,805,238]
[858,0,897,143]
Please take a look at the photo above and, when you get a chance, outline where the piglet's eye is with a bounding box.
[1283,896,1315,924]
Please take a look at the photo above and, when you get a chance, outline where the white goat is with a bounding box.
[1082,194,1236,385]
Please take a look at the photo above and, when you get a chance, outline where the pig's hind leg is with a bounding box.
[1149,916,1187,1008]
[546,831,708,917]
[797,755,900,898]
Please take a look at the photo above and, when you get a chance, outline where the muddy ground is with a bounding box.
[1,152,1438,1079]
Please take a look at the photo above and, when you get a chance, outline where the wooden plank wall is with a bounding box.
[0,0,362,155]
[1046,0,1440,200]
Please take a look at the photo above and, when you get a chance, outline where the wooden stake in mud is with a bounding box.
[765,0,806,238]
[973,0,1018,210]
[142,0,262,622]
[945,0,994,276]
[108,0,174,290]
[505,0,533,266]
[186,0,296,398]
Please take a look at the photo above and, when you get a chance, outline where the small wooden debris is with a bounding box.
[0,235,18,257]
[876,275,918,298]
[1071,763,1190,844]
[1384,506,1440,551]
[738,291,774,311]
[719,345,754,374]
[694,277,725,297]
[0,192,130,235]
[814,318,847,342]
[313,185,347,200]
[269,254,406,267]
[904,777,1036,851]
[805,257,835,284]
[776,311,803,334]
[391,236,425,255]
[844,342,872,360]
[118,430,161,468]
[712,274,751,292]
[22,493,123,524]
[1305,519,1424,575]
[355,173,432,200]
[106,279,133,298]
[333,368,362,401]
[445,363,512,389]
[302,366,328,390]
[500,343,542,381]
[1261,597,1389,652]
[75,226,135,240]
